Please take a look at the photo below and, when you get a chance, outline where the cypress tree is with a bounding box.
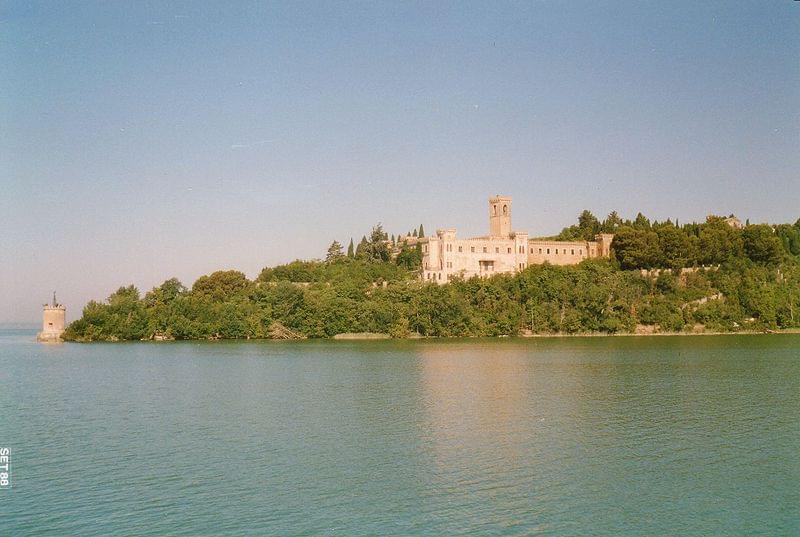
[418,224,425,238]
[355,235,368,257]
[347,238,354,258]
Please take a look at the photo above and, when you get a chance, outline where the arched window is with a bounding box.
[493,205,497,216]
[503,204,508,215]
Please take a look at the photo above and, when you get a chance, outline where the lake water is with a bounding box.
[2,330,799,535]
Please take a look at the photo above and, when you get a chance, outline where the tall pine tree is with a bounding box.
[325,241,344,262]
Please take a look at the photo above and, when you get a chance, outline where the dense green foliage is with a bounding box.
[64,214,800,341]
[64,260,800,341]
[550,209,798,270]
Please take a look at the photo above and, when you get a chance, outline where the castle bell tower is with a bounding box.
[489,195,512,238]
[37,292,66,342]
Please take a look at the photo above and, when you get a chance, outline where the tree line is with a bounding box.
[327,223,424,269]
[555,209,799,270]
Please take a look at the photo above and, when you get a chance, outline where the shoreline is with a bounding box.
[50,327,800,343]
[519,328,800,338]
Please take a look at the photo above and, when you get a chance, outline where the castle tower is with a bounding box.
[595,233,614,258]
[37,292,66,342]
[489,195,512,238]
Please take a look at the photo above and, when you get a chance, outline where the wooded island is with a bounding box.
[63,211,800,341]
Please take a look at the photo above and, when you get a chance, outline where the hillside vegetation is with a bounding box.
[64,215,800,341]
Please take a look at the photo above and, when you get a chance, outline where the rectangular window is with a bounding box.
[547,248,550,254]
[495,247,500,253]
[483,247,487,253]
[507,247,511,254]
[571,249,574,255]
[539,248,542,254]
[579,249,582,255]
[458,246,462,252]
[479,260,494,272]
[471,246,475,253]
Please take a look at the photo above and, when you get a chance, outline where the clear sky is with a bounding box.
[2,1,799,323]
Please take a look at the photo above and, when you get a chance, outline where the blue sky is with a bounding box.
[2,1,799,323]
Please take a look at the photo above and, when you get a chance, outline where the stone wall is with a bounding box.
[527,240,597,265]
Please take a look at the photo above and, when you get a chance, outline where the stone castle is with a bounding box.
[420,196,613,283]
[37,292,66,342]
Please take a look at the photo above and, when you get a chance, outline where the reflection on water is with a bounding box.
[2,332,799,535]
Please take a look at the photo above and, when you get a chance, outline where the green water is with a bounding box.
[2,330,799,535]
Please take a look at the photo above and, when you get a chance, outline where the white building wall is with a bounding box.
[420,196,613,284]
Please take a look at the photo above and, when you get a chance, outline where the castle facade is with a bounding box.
[420,196,613,283]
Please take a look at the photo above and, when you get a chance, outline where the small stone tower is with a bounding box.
[489,195,512,238]
[37,292,66,342]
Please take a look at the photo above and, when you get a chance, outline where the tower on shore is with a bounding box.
[489,195,512,238]
[37,292,66,342]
